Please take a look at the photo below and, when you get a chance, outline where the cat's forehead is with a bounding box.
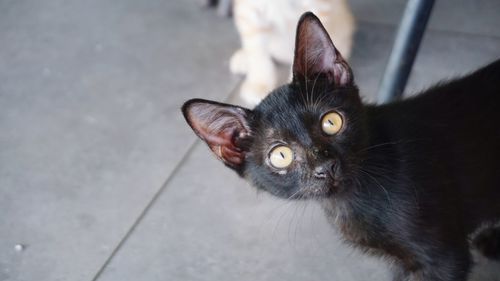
[253,86,325,144]
[258,120,313,146]
[255,84,336,120]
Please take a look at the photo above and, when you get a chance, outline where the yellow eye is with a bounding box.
[269,145,294,169]
[321,111,343,135]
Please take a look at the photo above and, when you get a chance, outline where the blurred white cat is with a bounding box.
[230,0,355,106]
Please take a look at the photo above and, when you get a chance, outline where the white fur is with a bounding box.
[231,0,355,106]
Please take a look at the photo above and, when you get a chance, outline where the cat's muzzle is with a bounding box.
[297,161,339,198]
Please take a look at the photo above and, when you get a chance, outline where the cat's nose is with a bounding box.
[314,166,327,179]
[314,161,337,179]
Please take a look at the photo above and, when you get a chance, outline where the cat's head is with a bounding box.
[182,12,367,199]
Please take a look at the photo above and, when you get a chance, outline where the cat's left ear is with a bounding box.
[182,99,252,174]
[292,12,353,86]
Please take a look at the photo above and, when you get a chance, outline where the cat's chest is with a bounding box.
[321,201,371,242]
[321,200,398,250]
[320,200,418,266]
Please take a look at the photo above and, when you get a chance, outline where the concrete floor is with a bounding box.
[1,0,499,281]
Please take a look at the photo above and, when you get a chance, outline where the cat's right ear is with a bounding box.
[182,99,253,174]
[292,12,353,86]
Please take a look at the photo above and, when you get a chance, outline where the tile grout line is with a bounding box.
[90,138,200,281]
[90,80,242,281]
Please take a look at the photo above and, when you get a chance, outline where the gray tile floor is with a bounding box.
[0,1,499,281]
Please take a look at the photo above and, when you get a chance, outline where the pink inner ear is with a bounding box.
[203,129,245,166]
[185,101,250,169]
[293,13,352,86]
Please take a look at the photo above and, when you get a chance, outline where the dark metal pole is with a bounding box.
[377,0,435,104]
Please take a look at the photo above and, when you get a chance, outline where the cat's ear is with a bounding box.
[182,99,252,173]
[292,12,353,86]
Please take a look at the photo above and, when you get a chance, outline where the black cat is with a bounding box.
[182,12,500,281]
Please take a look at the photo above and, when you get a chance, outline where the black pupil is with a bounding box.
[280,152,285,159]
[328,119,334,126]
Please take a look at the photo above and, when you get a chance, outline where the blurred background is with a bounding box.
[1,0,499,280]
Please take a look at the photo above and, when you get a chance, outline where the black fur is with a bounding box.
[473,226,500,260]
[182,12,500,281]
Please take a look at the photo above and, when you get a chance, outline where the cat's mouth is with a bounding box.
[293,180,341,199]
[301,186,334,199]
[292,162,346,199]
